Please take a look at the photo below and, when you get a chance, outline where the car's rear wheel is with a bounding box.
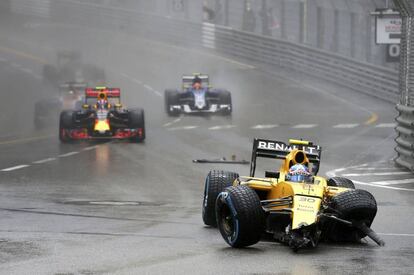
[202,170,239,227]
[219,91,232,115]
[327,177,355,189]
[128,109,145,142]
[327,189,377,242]
[216,185,265,247]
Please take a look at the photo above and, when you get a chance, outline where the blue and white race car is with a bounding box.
[164,74,232,116]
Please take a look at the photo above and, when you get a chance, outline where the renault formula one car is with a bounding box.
[164,74,232,116]
[34,82,86,128]
[59,87,145,142]
[202,139,384,251]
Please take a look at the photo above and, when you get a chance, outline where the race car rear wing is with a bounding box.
[249,138,322,177]
[85,87,121,98]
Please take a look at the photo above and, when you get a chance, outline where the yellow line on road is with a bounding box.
[0,134,55,146]
[364,112,378,125]
[0,45,48,64]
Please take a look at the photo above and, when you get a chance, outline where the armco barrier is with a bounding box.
[394,0,414,172]
[208,26,399,103]
[47,0,399,104]
[395,104,414,171]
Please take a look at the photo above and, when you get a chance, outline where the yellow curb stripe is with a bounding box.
[0,45,48,65]
[364,112,378,125]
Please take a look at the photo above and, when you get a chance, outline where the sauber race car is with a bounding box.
[59,87,145,143]
[164,74,232,116]
[202,139,384,251]
[34,82,86,128]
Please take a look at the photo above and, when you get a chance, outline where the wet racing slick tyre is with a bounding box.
[59,111,74,143]
[327,189,377,242]
[216,185,265,247]
[164,90,180,116]
[202,170,239,227]
[219,91,232,115]
[327,177,355,189]
[128,108,145,142]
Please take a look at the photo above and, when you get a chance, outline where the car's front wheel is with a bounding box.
[216,185,265,247]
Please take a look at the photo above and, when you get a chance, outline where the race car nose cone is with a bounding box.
[94,119,110,132]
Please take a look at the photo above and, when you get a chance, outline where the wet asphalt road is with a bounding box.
[0,12,413,275]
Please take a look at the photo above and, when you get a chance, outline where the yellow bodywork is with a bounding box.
[237,146,349,230]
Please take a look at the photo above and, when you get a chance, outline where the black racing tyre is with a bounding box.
[202,170,239,227]
[164,90,180,116]
[327,177,355,189]
[128,109,145,142]
[59,111,74,143]
[216,185,265,247]
[328,189,377,242]
[219,91,232,115]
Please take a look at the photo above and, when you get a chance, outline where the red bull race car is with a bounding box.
[59,87,145,142]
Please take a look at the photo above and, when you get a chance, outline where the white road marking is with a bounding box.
[251,124,278,129]
[1,165,30,172]
[378,233,414,237]
[292,124,317,129]
[89,201,140,206]
[353,167,400,171]
[370,178,414,186]
[20,67,33,74]
[168,126,198,131]
[208,125,236,130]
[120,72,162,97]
[163,118,181,127]
[143,84,153,91]
[327,167,414,192]
[32,158,56,164]
[333,124,359,128]
[10,62,21,68]
[375,123,396,128]
[353,180,414,192]
[121,73,143,84]
[82,145,100,151]
[341,172,412,177]
[58,152,79,158]
[31,73,42,80]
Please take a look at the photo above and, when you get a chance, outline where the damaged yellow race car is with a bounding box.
[202,138,384,251]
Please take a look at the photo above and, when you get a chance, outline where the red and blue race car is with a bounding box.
[59,87,145,142]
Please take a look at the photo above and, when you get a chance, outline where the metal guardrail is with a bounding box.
[394,0,414,172]
[395,104,414,171]
[208,26,399,103]
[46,0,401,104]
